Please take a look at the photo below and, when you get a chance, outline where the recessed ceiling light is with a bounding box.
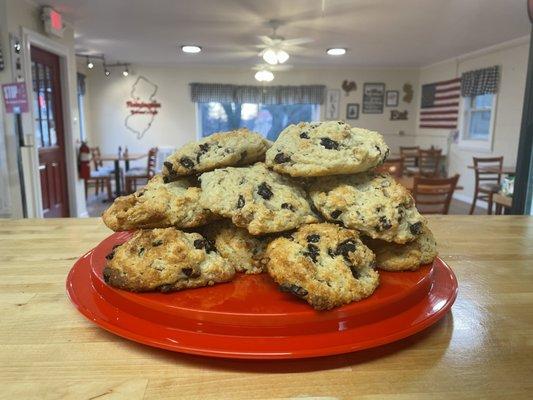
[326,48,346,56]
[181,45,202,54]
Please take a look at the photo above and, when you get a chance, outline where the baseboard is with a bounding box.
[453,193,488,209]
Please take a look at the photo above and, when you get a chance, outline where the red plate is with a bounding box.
[66,231,458,359]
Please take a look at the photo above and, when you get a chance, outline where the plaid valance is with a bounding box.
[460,66,500,97]
[190,83,326,105]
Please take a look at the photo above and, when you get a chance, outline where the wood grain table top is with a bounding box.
[1,217,532,399]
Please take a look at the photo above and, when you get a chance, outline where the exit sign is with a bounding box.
[42,6,64,38]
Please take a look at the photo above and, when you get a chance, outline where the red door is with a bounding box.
[31,46,70,217]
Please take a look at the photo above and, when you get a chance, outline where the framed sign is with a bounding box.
[346,103,359,120]
[385,90,399,107]
[325,89,340,119]
[363,83,385,114]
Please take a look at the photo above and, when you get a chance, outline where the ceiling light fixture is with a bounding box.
[122,66,129,77]
[326,48,347,56]
[104,66,110,77]
[86,56,94,69]
[181,45,202,54]
[263,48,289,65]
[254,69,274,82]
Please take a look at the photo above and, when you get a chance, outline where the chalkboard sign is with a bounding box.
[363,83,385,114]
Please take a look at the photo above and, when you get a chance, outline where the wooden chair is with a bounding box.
[376,157,403,178]
[125,147,158,193]
[84,160,113,201]
[400,146,419,175]
[406,148,442,177]
[88,147,114,196]
[469,156,503,215]
[413,174,460,214]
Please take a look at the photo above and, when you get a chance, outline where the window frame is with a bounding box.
[195,102,320,140]
[458,93,497,152]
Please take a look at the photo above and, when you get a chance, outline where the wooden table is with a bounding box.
[1,217,533,399]
[467,165,516,174]
[100,153,147,195]
[398,176,463,191]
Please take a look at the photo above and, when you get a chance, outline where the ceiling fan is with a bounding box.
[257,19,313,65]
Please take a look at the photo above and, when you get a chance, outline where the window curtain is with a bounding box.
[460,65,500,97]
[190,83,326,105]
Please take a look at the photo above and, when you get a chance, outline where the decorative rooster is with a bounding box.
[342,80,357,96]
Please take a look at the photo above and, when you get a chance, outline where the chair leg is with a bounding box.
[125,177,131,194]
[487,192,494,215]
[469,189,478,215]
[105,178,112,201]
[84,179,88,199]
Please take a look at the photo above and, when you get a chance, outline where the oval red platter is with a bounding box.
[66,231,458,359]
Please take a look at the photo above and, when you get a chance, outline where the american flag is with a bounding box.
[419,78,461,129]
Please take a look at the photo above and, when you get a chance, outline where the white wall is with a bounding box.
[86,65,420,167]
[416,37,530,204]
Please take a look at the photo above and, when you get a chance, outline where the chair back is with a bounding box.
[413,174,459,214]
[147,147,158,178]
[376,157,403,178]
[418,148,442,177]
[90,147,103,171]
[472,156,503,186]
[400,146,419,175]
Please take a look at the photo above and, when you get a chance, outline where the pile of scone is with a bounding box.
[102,121,437,311]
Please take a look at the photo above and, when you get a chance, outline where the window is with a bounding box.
[459,93,496,151]
[197,102,319,141]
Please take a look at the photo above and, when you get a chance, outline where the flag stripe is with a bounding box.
[436,86,461,94]
[420,117,458,122]
[419,124,458,129]
[422,101,459,108]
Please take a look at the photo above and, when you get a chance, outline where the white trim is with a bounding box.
[21,27,81,218]
[421,35,530,69]
[453,193,488,210]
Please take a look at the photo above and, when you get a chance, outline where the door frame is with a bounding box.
[20,27,83,217]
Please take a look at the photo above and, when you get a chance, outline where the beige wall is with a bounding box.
[0,0,87,217]
[86,65,420,167]
[416,38,530,204]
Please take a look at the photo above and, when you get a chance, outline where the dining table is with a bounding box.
[1,216,532,399]
[467,165,516,175]
[100,152,147,195]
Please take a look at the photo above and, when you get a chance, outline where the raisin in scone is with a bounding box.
[199,163,319,235]
[163,128,270,179]
[309,172,425,244]
[102,174,213,231]
[202,221,268,274]
[264,223,379,310]
[363,225,438,271]
[265,121,389,177]
[103,228,235,292]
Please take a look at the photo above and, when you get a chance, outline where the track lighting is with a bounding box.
[122,66,129,77]
[86,56,94,69]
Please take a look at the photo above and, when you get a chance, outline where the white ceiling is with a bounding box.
[35,0,531,68]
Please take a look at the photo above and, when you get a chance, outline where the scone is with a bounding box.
[264,223,379,310]
[309,172,425,244]
[202,221,268,274]
[364,225,438,271]
[265,121,389,177]
[199,163,319,235]
[102,175,213,231]
[162,128,270,179]
[103,228,235,292]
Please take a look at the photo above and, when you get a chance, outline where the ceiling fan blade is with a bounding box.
[257,35,274,46]
[282,37,314,46]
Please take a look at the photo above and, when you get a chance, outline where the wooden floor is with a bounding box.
[85,185,487,218]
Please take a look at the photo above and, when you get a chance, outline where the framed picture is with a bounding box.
[386,90,399,107]
[346,103,359,120]
[362,83,385,114]
[325,89,341,119]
